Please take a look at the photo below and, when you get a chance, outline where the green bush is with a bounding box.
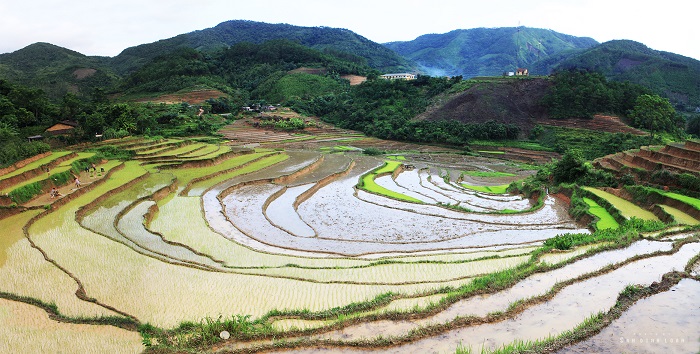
[8,182,44,204]
[94,145,135,160]
[543,233,577,250]
[362,147,384,156]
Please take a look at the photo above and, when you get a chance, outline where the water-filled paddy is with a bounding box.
[4,140,695,354]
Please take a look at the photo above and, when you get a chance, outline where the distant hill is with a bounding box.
[111,20,413,75]
[384,27,598,77]
[0,42,118,99]
[549,40,700,110]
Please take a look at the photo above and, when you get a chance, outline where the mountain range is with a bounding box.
[0,20,699,109]
[384,27,598,77]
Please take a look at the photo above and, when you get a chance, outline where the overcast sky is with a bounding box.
[1,0,698,61]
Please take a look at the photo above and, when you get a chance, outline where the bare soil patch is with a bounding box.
[289,67,327,75]
[134,89,226,105]
[72,68,97,80]
[340,74,367,85]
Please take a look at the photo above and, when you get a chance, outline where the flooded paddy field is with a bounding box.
[1,136,698,353]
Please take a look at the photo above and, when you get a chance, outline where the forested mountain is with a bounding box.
[120,40,373,101]
[0,43,119,100]
[383,27,598,77]
[547,40,700,110]
[111,20,413,75]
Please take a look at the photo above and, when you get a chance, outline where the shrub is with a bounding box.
[8,182,44,204]
[362,147,384,156]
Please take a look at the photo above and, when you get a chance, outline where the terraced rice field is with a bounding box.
[583,187,660,221]
[583,198,619,230]
[1,134,698,353]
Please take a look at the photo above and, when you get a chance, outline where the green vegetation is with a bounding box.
[471,140,554,152]
[358,161,423,203]
[582,187,660,221]
[541,70,653,119]
[629,94,683,138]
[583,198,619,230]
[460,183,510,194]
[554,39,700,110]
[663,192,700,210]
[384,27,597,77]
[539,126,660,160]
[294,76,520,146]
[113,20,411,75]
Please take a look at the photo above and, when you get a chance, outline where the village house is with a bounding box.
[44,121,79,136]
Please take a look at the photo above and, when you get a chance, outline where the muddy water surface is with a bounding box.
[559,278,700,354]
[303,240,673,342]
[117,200,224,269]
[287,242,700,353]
[266,184,316,237]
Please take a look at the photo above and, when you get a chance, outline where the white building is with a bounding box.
[380,73,417,80]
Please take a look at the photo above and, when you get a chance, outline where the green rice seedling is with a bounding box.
[658,205,699,225]
[663,192,700,210]
[583,198,619,230]
[358,161,423,203]
[460,183,510,194]
[0,299,143,354]
[2,210,130,321]
[583,187,659,221]
[0,151,73,182]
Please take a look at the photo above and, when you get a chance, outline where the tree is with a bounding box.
[629,94,677,138]
[687,114,700,137]
[552,149,588,183]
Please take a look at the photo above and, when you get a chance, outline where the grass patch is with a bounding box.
[460,183,510,194]
[471,140,554,152]
[583,198,619,230]
[358,161,422,203]
[663,192,700,210]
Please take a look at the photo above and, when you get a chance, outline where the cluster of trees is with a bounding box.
[294,75,519,145]
[541,70,653,119]
[0,77,231,166]
[0,79,52,165]
[542,69,687,137]
[121,40,374,102]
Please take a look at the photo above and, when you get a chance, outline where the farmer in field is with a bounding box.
[73,174,81,188]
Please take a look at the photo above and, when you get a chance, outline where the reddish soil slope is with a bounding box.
[594,140,700,178]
